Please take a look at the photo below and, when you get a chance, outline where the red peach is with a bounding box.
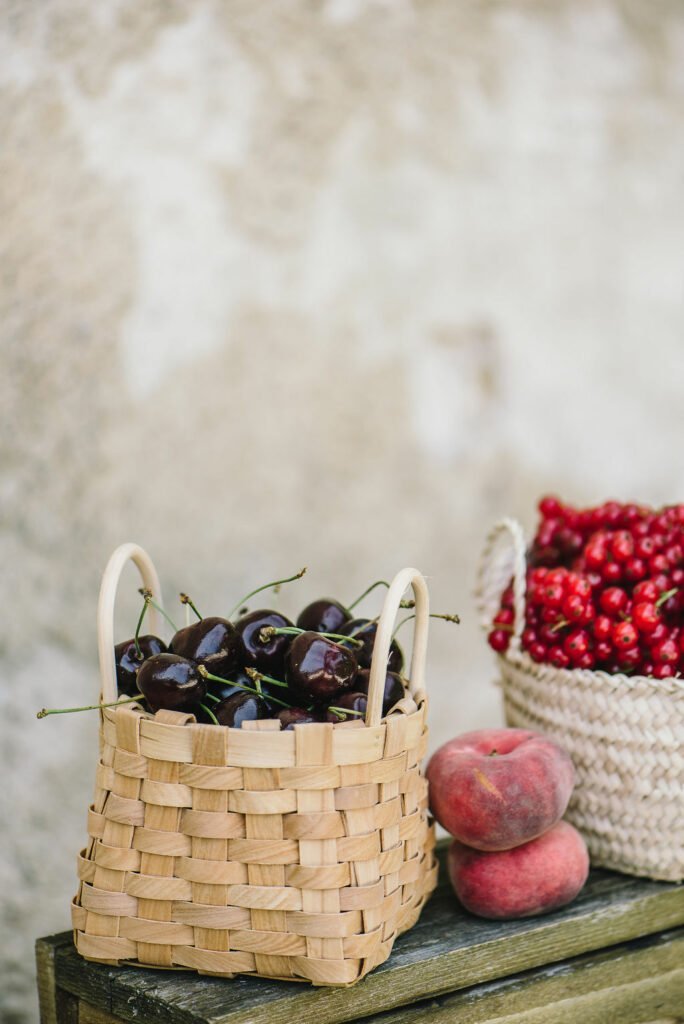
[427,728,575,850]
[447,820,589,919]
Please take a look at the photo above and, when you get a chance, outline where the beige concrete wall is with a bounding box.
[2,1,684,1020]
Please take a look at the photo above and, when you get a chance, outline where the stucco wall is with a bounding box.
[3,2,684,1020]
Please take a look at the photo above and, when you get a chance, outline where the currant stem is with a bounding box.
[37,695,144,718]
[138,589,178,633]
[227,568,307,620]
[134,594,150,659]
[180,593,202,622]
[198,702,219,725]
[656,587,678,609]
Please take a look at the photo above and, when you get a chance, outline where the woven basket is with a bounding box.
[477,518,684,883]
[72,543,438,985]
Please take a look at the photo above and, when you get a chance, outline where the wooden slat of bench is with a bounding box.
[42,846,684,1024]
[52,930,684,1024]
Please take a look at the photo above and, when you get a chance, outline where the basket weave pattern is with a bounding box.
[72,547,438,985]
[477,519,684,883]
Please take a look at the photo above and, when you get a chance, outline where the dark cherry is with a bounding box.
[296,598,350,635]
[137,653,206,713]
[286,631,357,702]
[325,691,367,723]
[213,692,270,728]
[355,668,406,716]
[170,617,240,678]
[235,609,294,675]
[277,707,321,729]
[115,635,167,696]
[338,618,404,673]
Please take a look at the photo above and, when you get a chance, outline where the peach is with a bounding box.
[447,820,590,919]
[427,728,575,850]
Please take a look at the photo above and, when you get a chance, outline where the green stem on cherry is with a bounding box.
[391,612,460,640]
[259,625,363,648]
[327,705,364,720]
[347,580,415,611]
[197,665,293,709]
[204,692,220,703]
[347,580,389,610]
[244,668,288,690]
[198,702,219,725]
[37,695,144,719]
[138,589,178,633]
[180,593,202,622]
[656,587,678,609]
[133,593,150,659]
[227,567,307,620]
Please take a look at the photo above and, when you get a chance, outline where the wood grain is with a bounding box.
[42,843,684,1024]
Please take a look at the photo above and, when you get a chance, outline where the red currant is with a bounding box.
[611,531,634,562]
[564,629,590,659]
[488,629,510,653]
[633,580,658,602]
[548,646,570,669]
[612,621,637,648]
[652,638,678,664]
[600,587,628,616]
[632,602,661,634]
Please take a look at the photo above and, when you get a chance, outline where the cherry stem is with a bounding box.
[656,587,678,609]
[244,667,288,690]
[227,567,307,620]
[180,593,202,621]
[327,706,364,720]
[347,580,389,610]
[260,625,363,648]
[198,702,219,725]
[198,666,293,709]
[347,580,416,612]
[392,612,460,640]
[493,623,515,634]
[37,695,143,718]
[550,618,569,634]
[133,594,150,659]
[138,589,178,633]
[204,692,220,703]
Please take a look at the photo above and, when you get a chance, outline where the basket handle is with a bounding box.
[365,568,429,727]
[97,543,163,704]
[475,518,527,654]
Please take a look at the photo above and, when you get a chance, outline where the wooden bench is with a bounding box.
[36,843,684,1024]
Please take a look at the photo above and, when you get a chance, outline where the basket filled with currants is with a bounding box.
[57,543,440,985]
[477,498,684,883]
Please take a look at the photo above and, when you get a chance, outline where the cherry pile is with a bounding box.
[488,497,684,679]
[110,576,414,728]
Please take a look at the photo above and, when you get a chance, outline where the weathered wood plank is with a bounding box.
[368,929,684,1023]
[48,845,684,1024]
[50,931,684,1024]
[36,932,75,1024]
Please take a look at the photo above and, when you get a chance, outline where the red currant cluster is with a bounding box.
[488,497,684,679]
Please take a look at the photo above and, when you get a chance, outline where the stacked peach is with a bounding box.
[427,728,589,919]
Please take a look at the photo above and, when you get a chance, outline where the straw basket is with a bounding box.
[477,518,684,883]
[71,544,438,985]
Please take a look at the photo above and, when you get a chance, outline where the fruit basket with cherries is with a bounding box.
[64,543,439,986]
[477,498,684,882]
